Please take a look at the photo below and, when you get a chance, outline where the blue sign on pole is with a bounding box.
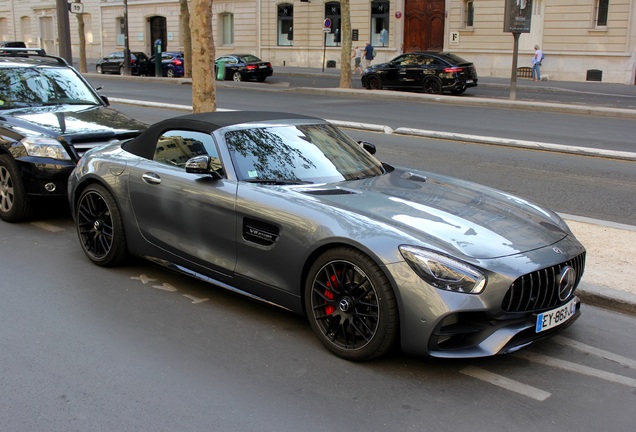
[323,18,331,28]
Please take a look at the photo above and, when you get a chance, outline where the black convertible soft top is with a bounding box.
[122,111,321,160]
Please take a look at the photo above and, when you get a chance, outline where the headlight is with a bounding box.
[21,137,71,161]
[399,245,486,294]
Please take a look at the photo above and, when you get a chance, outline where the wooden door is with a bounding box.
[404,0,445,52]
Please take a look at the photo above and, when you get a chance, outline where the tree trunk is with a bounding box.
[75,1,87,73]
[190,0,216,113]
[339,0,352,88]
[179,0,192,78]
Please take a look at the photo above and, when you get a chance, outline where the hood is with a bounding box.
[4,104,147,139]
[297,168,569,260]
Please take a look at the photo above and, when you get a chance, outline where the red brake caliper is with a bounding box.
[324,274,338,315]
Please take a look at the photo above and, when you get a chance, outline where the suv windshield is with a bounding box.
[0,66,101,109]
[224,123,385,183]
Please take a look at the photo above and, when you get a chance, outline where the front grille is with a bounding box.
[502,252,586,312]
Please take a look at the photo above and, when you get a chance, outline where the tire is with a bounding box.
[450,85,467,95]
[423,77,443,95]
[232,71,242,82]
[256,76,266,82]
[365,75,383,90]
[119,66,124,76]
[96,65,103,74]
[0,155,33,223]
[304,247,399,361]
[166,68,175,78]
[75,184,128,267]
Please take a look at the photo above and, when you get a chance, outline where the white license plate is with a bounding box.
[536,298,577,333]
[465,80,473,84]
[259,65,266,68]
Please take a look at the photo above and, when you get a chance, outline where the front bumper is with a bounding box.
[15,156,76,198]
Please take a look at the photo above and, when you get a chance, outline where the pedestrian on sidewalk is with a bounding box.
[352,46,363,75]
[364,42,375,68]
[532,45,543,81]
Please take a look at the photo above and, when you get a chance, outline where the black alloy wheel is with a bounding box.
[0,155,32,222]
[305,247,398,361]
[76,184,128,266]
[451,84,467,95]
[423,77,443,94]
[365,75,383,90]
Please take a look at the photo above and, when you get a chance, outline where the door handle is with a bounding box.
[142,172,161,185]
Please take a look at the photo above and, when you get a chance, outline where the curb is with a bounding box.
[577,283,636,316]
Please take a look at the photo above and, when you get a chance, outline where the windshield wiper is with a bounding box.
[242,179,314,185]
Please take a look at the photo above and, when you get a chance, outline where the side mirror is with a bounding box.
[100,95,110,106]
[185,155,224,179]
[358,140,376,155]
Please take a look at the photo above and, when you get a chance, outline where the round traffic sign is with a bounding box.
[324,18,331,28]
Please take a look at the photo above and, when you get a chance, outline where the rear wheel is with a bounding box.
[450,84,467,95]
[305,247,398,361]
[233,71,242,82]
[96,65,103,74]
[365,75,383,90]
[423,77,443,94]
[76,184,128,266]
[119,66,124,76]
[166,68,175,78]
[0,155,33,222]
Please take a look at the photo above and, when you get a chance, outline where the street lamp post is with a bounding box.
[123,0,131,75]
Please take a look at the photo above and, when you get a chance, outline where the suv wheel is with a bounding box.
[0,155,33,222]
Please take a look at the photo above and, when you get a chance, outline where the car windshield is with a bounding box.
[224,123,385,184]
[0,66,101,109]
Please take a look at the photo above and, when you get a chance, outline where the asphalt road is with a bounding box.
[2,77,635,431]
[1,216,635,432]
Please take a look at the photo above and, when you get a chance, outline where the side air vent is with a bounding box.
[243,218,280,246]
[302,188,357,196]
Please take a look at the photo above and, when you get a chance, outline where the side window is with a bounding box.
[153,130,220,170]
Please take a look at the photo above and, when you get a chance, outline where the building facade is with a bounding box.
[1,0,634,84]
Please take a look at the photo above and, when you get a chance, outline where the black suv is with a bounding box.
[0,48,147,222]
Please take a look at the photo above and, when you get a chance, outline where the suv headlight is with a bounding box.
[399,245,486,294]
[21,137,71,161]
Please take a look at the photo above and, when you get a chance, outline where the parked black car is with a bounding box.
[141,51,185,77]
[0,41,28,53]
[0,48,147,222]
[96,51,149,75]
[361,52,478,95]
[215,54,273,82]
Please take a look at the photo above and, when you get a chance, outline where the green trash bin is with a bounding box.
[216,61,225,80]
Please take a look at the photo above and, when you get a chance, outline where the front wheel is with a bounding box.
[423,77,443,94]
[119,66,124,76]
[166,68,175,78]
[233,71,242,82]
[96,65,104,74]
[0,155,33,222]
[305,247,398,361]
[76,184,128,266]
[364,75,383,90]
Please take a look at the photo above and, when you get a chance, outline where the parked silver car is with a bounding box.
[68,112,585,361]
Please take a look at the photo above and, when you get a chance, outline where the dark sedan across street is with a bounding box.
[362,52,478,94]
[68,111,585,361]
[215,54,273,82]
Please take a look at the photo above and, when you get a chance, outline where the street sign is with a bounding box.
[69,2,84,14]
[323,18,331,28]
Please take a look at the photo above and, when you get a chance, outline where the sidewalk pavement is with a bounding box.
[103,67,636,316]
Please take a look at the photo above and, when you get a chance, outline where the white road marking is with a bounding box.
[152,283,178,292]
[183,294,209,304]
[552,336,636,370]
[514,351,636,388]
[30,222,64,232]
[131,274,157,284]
[460,366,551,401]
